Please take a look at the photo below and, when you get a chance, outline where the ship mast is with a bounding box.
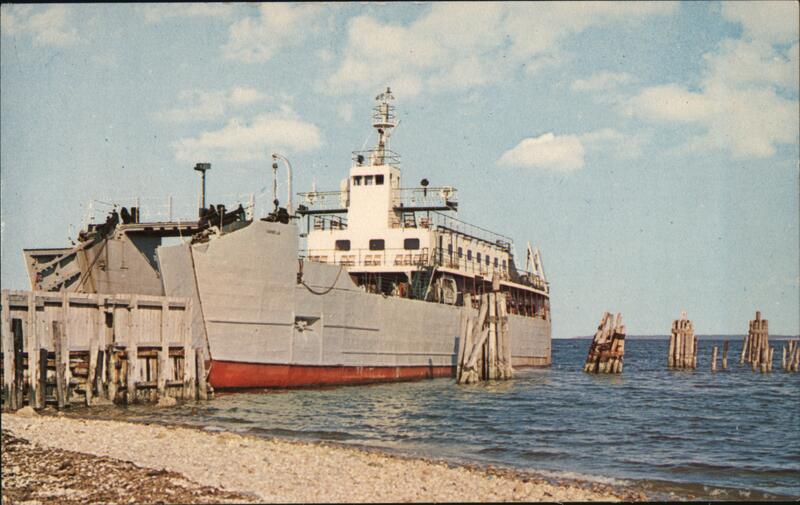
[370,87,396,166]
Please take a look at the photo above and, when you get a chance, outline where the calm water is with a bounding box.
[75,339,799,500]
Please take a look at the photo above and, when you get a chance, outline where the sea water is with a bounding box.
[75,339,799,500]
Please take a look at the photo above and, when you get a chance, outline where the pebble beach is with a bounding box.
[2,410,643,503]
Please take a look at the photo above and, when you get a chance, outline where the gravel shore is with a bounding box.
[3,410,644,503]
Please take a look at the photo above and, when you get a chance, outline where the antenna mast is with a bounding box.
[371,87,396,166]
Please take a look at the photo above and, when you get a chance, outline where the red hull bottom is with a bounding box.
[208,359,455,389]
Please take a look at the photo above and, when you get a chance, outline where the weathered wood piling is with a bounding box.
[781,339,799,372]
[740,311,771,373]
[721,340,728,370]
[457,287,514,384]
[668,312,695,369]
[711,346,718,371]
[583,312,625,374]
[0,289,210,411]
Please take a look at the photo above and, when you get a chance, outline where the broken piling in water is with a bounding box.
[668,312,695,369]
[583,312,625,374]
[457,284,514,384]
[740,311,771,373]
[781,339,799,372]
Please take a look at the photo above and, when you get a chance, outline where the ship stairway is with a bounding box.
[410,267,435,301]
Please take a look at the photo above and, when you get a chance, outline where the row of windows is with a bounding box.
[447,243,505,268]
[335,238,420,252]
[353,174,384,186]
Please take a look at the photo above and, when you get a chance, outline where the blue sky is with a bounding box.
[1,2,798,337]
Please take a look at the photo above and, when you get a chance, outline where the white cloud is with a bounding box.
[625,6,799,160]
[172,108,322,162]
[1,5,78,47]
[721,1,799,45]
[158,87,268,123]
[326,2,677,97]
[572,71,633,92]
[222,4,321,63]
[498,133,585,172]
[498,128,647,171]
[140,3,235,23]
[704,38,797,90]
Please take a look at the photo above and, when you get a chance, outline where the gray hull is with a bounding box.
[158,220,551,388]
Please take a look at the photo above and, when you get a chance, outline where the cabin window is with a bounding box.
[476,252,481,264]
[376,174,385,185]
[404,238,420,250]
[447,243,453,256]
[494,257,499,268]
[458,247,463,258]
[369,239,385,251]
[467,250,472,261]
[335,240,351,251]
[486,255,490,266]
[502,259,507,270]
[353,176,362,186]
[365,175,374,185]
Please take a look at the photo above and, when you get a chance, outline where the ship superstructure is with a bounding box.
[298,88,550,320]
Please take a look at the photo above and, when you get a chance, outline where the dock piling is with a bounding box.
[584,312,625,374]
[669,312,695,370]
[38,348,48,409]
[53,321,67,410]
[743,311,769,373]
[457,290,513,384]
[722,340,728,370]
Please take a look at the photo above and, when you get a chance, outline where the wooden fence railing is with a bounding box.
[1,289,210,411]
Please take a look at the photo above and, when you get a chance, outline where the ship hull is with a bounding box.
[209,360,454,389]
[158,220,552,390]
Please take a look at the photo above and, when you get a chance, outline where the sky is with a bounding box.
[1,2,798,338]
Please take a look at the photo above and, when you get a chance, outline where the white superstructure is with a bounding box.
[298,88,549,317]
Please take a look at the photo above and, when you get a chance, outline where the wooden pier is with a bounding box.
[583,312,625,374]
[1,289,210,411]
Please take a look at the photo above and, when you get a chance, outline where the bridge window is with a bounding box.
[353,176,362,186]
[486,255,490,266]
[335,240,351,251]
[404,238,420,250]
[502,259,507,270]
[476,252,481,264]
[458,247,463,258]
[494,257,499,268]
[376,174,384,185]
[448,243,453,256]
[365,175,374,185]
[369,239,385,251]
[467,250,472,261]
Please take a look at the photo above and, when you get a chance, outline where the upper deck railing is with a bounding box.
[352,148,401,169]
[427,211,513,251]
[301,246,548,292]
[296,191,348,215]
[80,194,257,228]
[296,187,458,216]
[394,187,458,212]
